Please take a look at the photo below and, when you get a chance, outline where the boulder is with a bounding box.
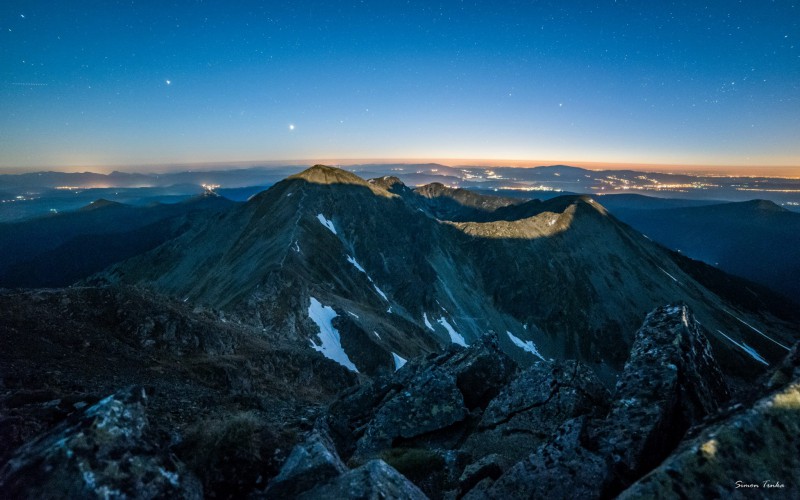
[436,334,517,410]
[457,453,505,496]
[262,425,347,498]
[465,417,606,500]
[462,360,610,463]
[619,380,800,499]
[299,459,428,500]
[353,366,467,459]
[0,386,201,499]
[327,334,516,462]
[597,303,730,496]
[465,304,732,499]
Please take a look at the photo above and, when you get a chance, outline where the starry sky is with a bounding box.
[1,1,799,173]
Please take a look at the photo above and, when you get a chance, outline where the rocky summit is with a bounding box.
[2,166,800,498]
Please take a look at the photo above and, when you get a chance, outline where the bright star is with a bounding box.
[289,124,295,130]
[165,79,171,85]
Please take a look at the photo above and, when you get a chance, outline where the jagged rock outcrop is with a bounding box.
[466,304,731,499]
[0,387,201,499]
[619,379,800,499]
[597,303,730,496]
[260,424,428,499]
[326,334,517,464]
[299,459,428,500]
[462,360,610,464]
[317,334,618,498]
[464,417,606,500]
[354,367,467,458]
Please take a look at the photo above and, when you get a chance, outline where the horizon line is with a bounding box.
[1,157,799,177]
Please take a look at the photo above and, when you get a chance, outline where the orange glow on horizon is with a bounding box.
[2,157,799,178]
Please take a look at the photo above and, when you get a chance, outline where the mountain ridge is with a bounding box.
[89,166,800,384]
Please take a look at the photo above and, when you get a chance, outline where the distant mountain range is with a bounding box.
[604,197,800,303]
[0,194,235,288]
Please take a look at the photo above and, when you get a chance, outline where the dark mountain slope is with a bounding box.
[0,194,235,288]
[411,182,522,221]
[596,193,723,211]
[0,286,355,496]
[610,199,800,303]
[93,166,799,383]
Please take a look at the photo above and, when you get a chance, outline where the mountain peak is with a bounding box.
[367,175,411,195]
[746,199,786,213]
[288,165,367,186]
[79,199,124,211]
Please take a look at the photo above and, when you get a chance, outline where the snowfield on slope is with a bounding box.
[423,313,435,331]
[391,352,407,371]
[716,329,769,366]
[506,331,546,360]
[437,317,468,347]
[316,214,337,234]
[307,297,358,372]
[346,254,389,301]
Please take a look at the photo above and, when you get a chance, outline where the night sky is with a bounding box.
[1,1,798,172]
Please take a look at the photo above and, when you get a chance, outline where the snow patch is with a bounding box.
[346,254,389,301]
[716,329,769,366]
[293,240,301,253]
[506,331,545,361]
[159,467,180,487]
[347,311,359,319]
[307,297,358,372]
[373,330,381,339]
[657,266,679,283]
[723,310,790,351]
[391,352,407,371]
[316,214,337,234]
[437,317,468,347]
[347,255,366,273]
[423,313,435,331]
[373,284,388,301]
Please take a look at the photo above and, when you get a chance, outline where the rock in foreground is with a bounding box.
[0,387,201,499]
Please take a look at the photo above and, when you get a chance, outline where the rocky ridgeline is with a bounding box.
[261,304,798,499]
[2,304,798,498]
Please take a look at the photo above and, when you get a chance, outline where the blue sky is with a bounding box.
[1,1,798,172]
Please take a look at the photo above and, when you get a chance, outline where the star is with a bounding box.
[289,124,295,130]
[165,79,171,85]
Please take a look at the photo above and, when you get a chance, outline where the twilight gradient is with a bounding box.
[1,1,799,172]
